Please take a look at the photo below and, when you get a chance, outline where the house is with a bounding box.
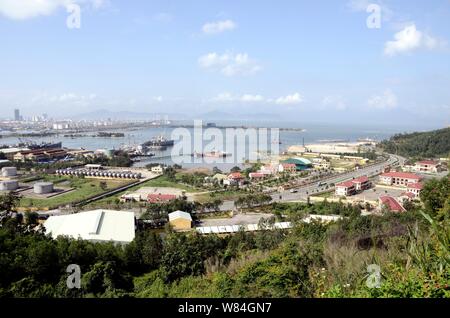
[335,180,356,197]
[278,163,297,173]
[312,158,331,170]
[224,172,245,186]
[398,192,416,204]
[168,211,192,231]
[260,164,278,175]
[406,182,423,198]
[43,210,135,244]
[120,193,142,203]
[148,193,177,203]
[150,165,165,174]
[413,160,441,173]
[379,196,406,213]
[352,176,371,191]
[379,172,422,187]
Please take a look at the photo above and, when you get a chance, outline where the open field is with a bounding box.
[18,175,133,210]
[87,175,199,206]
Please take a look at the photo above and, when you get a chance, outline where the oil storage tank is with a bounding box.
[2,167,17,177]
[0,180,19,191]
[34,182,54,194]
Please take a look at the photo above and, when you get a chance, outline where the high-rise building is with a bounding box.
[14,109,20,121]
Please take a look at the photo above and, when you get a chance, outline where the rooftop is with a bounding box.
[407,183,424,190]
[352,176,369,183]
[416,160,439,166]
[381,172,422,180]
[336,180,355,188]
[169,210,192,222]
[44,210,135,244]
[380,196,406,213]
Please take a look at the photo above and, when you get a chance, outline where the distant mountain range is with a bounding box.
[70,109,176,120]
[71,109,281,121]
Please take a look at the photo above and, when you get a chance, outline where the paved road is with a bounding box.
[219,154,405,211]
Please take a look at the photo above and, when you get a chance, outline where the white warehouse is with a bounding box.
[44,210,136,244]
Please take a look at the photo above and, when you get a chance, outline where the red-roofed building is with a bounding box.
[352,176,371,191]
[279,163,297,173]
[379,172,422,187]
[406,182,423,197]
[413,160,441,173]
[335,180,356,196]
[379,196,406,213]
[224,172,245,186]
[335,176,371,196]
[148,193,177,203]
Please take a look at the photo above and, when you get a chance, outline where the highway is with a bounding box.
[219,154,405,211]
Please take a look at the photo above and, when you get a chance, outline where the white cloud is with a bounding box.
[384,24,444,57]
[153,96,163,102]
[240,94,264,102]
[211,93,265,103]
[322,95,347,110]
[198,52,262,77]
[367,89,398,109]
[275,93,304,105]
[152,12,173,23]
[202,19,236,34]
[0,0,107,20]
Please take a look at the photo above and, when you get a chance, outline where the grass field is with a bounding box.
[193,190,248,203]
[85,175,198,207]
[18,175,133,210]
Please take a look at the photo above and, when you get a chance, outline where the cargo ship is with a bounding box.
[21,141,62,149]
[142,135,174,148]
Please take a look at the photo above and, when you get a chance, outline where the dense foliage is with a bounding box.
[379,127,450,158]
[0,176,449,298]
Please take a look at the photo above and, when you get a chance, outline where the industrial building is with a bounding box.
[281,158,313,171]
[168,211,193,231]
[44,210,136,244]
[56,168,142,180]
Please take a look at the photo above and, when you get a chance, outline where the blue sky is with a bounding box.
[0,0,449,128]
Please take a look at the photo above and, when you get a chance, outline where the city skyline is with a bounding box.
[0,0,450,128]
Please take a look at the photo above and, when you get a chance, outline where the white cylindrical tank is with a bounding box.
[34,182,54,194]
[0,180,19,191]
[2,167,17,177]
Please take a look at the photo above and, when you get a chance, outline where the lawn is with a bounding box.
[18,176,133,210]
[193,189,248,203]
[85,175,198,207]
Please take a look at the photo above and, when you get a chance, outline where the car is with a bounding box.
[290,189,298,193]
[317,182,327,187]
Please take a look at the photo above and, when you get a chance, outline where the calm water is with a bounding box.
[0,121,410,170]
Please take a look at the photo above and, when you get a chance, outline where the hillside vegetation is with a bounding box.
[0,176,449,298]
[379,127,450,158]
